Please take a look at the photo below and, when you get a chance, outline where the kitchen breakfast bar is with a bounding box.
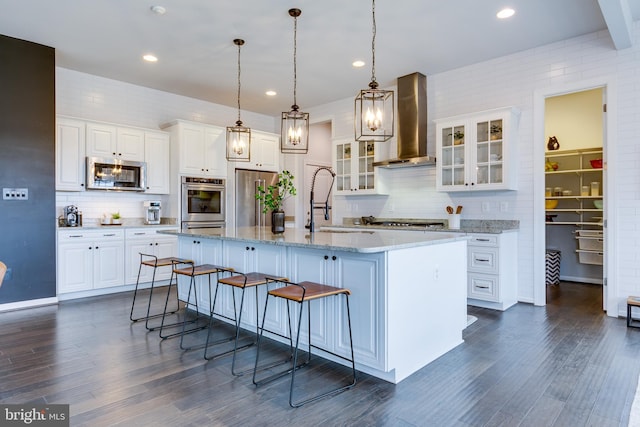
[159,227,469,384]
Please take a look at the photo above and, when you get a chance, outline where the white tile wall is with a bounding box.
[308,23,640,309]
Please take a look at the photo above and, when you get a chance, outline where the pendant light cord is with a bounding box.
[293,13,298,108]
[236,41,242,123]
[370,0,377,85]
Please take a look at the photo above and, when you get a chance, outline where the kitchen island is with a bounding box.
[160,227,469,384]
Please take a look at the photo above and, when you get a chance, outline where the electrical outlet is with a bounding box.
[3,188,29,200]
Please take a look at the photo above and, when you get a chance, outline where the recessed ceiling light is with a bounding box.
[265,90,277,96]
[143,54,158,62]
[496,8,515,19]
[352,60,365,68]
[150,5,166,15]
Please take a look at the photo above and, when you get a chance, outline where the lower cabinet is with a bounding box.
[177,237,223,309]
[124,228,178,285]
[466,232,518,310]
[57,229,125,293]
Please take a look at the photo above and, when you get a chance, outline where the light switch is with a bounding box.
[3,188,29,200]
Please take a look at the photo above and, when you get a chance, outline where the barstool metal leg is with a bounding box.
[159,263,206,340]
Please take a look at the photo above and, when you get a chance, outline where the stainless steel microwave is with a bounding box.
[86,157,147,191]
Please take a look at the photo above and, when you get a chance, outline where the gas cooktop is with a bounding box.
[360,217,445,229]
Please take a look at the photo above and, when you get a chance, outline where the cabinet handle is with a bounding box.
[332,255,337,261]
[134,232,145,235]
[69,235,83,238]
[476,285,489,289]
[324,255,329,260]
[476,258,490,262]
[475,238,491,242]
[103,233,116,237]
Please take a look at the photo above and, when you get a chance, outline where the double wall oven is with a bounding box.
[181,177,226,230]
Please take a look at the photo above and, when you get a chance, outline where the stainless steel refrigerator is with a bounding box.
[235,169,279,227]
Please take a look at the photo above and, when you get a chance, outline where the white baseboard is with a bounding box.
[559,275,603,285]
[0,297,58,313]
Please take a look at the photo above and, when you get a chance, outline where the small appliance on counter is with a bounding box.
[60,205,79,227]
[144,200,161,225]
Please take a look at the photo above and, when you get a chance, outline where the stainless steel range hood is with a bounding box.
[373,72,435,168]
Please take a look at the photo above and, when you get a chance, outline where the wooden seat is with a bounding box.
[627,296,640,328]
[129,254,193,326]
[203,272,288,376]
[253,279,356,408]
[0,261,6,287]
[158,261,233,341]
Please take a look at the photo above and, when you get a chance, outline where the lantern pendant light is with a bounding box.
[281,8,309,154]
[355,0,393,142]
[226,38,251,161]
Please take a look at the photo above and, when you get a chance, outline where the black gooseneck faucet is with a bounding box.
[307,166,336,233]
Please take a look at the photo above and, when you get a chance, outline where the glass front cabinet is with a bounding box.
[436,107,519,192]
[333,138,384,195]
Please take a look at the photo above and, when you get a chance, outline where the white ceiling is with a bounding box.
[0,0,638,116]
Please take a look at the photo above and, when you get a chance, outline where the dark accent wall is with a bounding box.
[0,34,56,303]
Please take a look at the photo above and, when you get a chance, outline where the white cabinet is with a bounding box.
[144,131,171,194]
[165,120,227,178]
[333,138,385,195]
[250,131,280,171]
[124,228,178,285]
[436,107,519,192]
[288,247,385,369]
[177,237,224,308]
[57,229,125,293]
[221,240,288,334]
[86,122,145,161]
[466,232,518,311]
[56,117,86,191]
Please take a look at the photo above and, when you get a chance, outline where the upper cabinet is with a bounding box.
[164,120,227,178]
[250,131,280,172]
[55,116,170,193]
[86,122,145,161]
[56,117,86,191]
[144,131,171,194]
[436,107,519,192]
[333,138,385,195]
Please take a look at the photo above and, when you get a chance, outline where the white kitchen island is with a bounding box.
[160,227,469,384]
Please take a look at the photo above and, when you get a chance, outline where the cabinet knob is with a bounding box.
[81,183,84,187]
[251,247,255,251]
[246,246,250,251]
[332,255,337,261]
[149,243,153,246]
[118,153,122,156]
[155,243,158,246]
[95,246,99,249]
[324,255,329,260]
[89,246,92,250]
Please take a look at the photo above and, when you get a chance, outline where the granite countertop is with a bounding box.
[159,226,469,254]
[57,218,178,231]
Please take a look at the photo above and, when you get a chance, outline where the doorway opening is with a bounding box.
[542,87,606,309]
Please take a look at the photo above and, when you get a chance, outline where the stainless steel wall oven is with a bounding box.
[181,177,226,229]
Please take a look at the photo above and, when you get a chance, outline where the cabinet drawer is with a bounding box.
[58,229,124,242]
[468,247,498,273]
[468,274,499,301]
[468,234,498,246]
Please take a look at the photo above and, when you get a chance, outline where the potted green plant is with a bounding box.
[453,130,464,145]
[490,124,502,140]
[111,212,122,225]
[256,170,296,234]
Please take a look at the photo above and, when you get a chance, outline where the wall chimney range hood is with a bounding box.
[372,72,435,168]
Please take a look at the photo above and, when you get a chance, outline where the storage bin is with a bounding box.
[545,249,561,285]
[575,230,603,251]
[576,250,603,265]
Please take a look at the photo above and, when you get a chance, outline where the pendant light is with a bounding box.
[226,38,251,161]
[281,8,309,154]
[355,0,394,142]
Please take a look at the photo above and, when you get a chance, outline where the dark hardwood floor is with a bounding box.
[1,281,638,426]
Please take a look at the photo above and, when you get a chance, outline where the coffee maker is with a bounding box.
[63,205,79,227]
[144,201,161,225]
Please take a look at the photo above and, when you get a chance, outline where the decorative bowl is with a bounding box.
[545,200,559,210]
[593,200,603,209]
[590,159,603,168]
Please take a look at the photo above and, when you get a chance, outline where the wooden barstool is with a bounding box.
[202,272,287,376]
[252,279,357,407]
[129,254,191,328]
[158,261,232,340]
[627,296,640,328]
